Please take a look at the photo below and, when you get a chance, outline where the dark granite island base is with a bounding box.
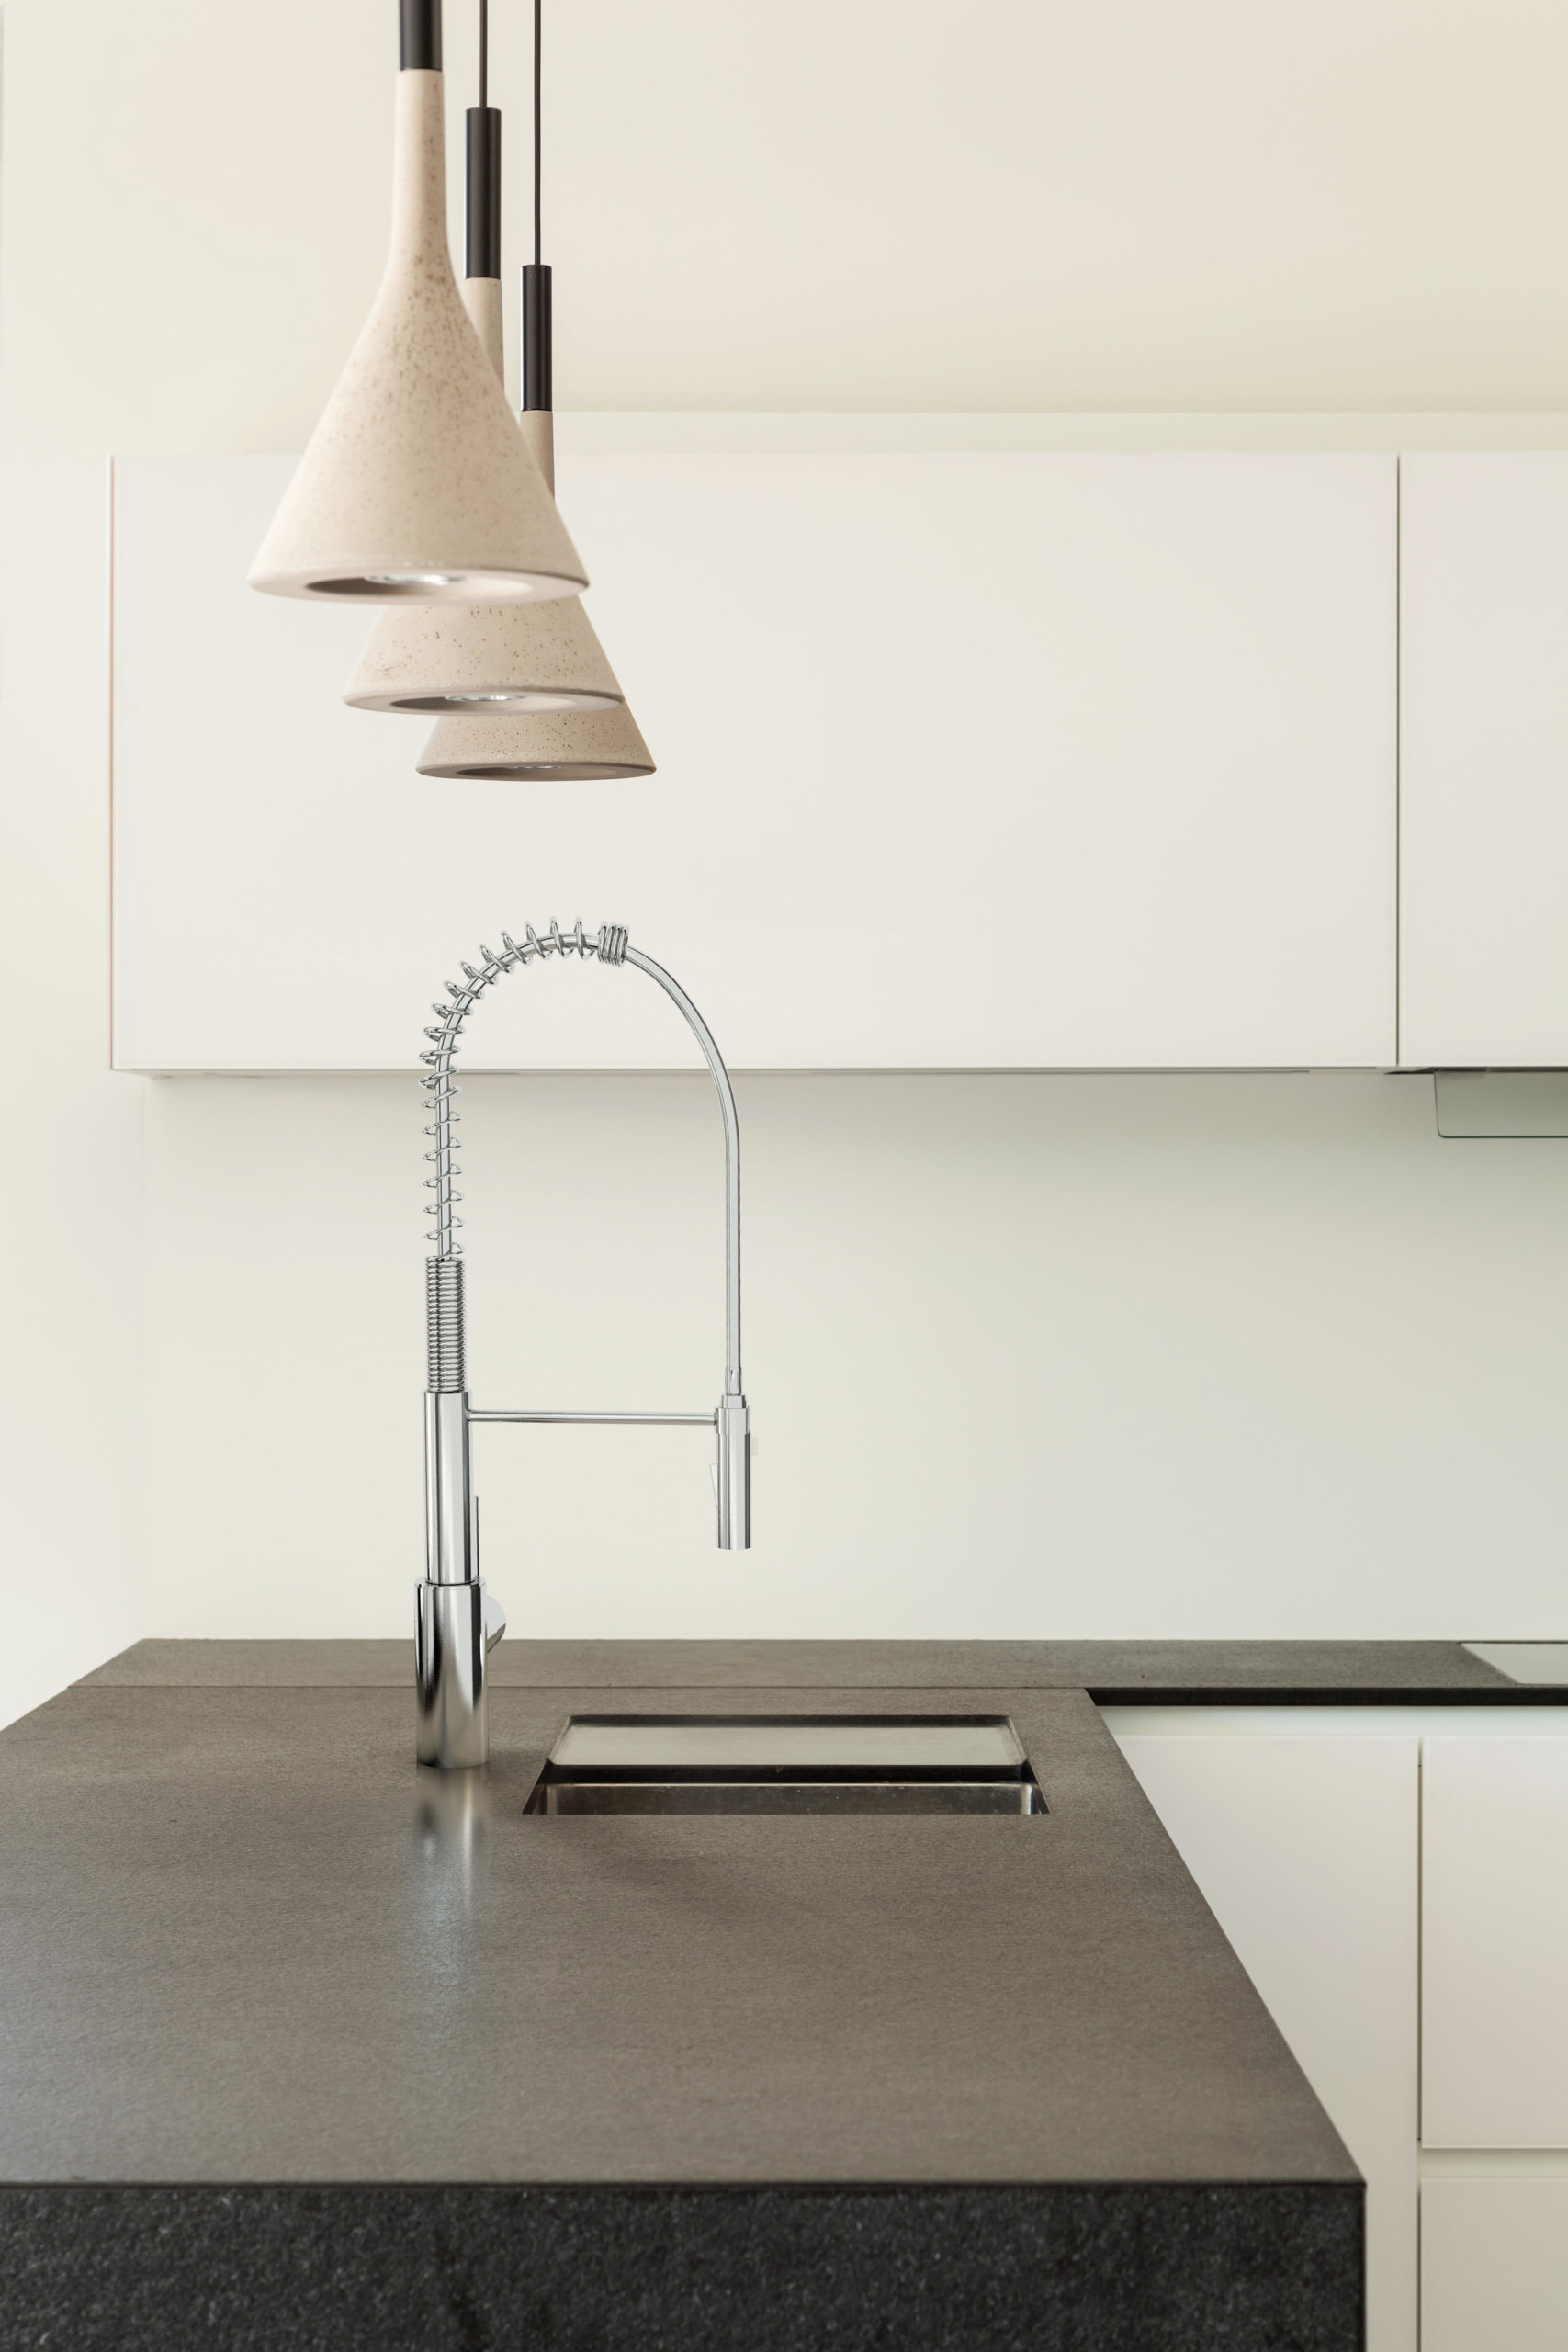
[0,1652,1368,2351]
[1,2183,1360,2350]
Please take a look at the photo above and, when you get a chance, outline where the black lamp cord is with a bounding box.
[465,0,502,279]
[522,0,551,409]
[533,0,542,266]
[458,0,548,403]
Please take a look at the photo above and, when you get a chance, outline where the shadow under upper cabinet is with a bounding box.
[526,1716,1049,1816]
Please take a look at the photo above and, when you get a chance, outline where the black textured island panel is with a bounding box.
[80,1632,1540,1700]
[0,2184,1362,2352]
[0,1678,1359,2348]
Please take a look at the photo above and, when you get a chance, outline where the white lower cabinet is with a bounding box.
[1420,2179,1568,2352]
[1105,1709,1568,2352]
[1107,1718,1419,2352]
[1422,1736,1568,2148]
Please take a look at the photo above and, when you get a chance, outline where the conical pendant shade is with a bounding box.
[392,0,651,776]
[344,280,624,713]
[417,700,655,779]
[248,66,585,605]
[346,275,642,740]
[345,595,626,712]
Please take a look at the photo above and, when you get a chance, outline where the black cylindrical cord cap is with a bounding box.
[466,107,502,279]
[400,0,442,70]
[522,263,552,411]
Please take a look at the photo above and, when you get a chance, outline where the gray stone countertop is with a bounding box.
[0,1642,1398,2349]
[82,1633,1556,1702]
[0,1668,1354,2189]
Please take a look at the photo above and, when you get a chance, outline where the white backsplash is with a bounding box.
[139,1067,1568,1643]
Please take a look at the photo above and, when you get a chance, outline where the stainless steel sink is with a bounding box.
[525,1716,1048,1816]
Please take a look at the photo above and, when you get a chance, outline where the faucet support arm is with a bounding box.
[468,1408,715,1424]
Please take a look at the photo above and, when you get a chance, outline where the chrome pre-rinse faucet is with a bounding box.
[416,920,750,1769]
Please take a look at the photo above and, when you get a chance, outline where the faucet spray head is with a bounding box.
[716,1395,750,1549]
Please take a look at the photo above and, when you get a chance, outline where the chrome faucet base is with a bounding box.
[416,1579,492,1769]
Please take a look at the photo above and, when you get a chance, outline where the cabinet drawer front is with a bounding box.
[1423,1736,1568,2147]
[1421,2179,1568,2352]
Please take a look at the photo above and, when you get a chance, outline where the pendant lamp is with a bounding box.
[248,0,585,605]
[414,0,656,778]
[344,3,625,715]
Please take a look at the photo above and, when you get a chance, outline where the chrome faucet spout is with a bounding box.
[414,921,750,1767]
[622,944,742,1396]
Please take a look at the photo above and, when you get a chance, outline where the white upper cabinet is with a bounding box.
[1401,456,1568,1069]
[110,447,1396,1072]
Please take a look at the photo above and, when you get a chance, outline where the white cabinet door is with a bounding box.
[1421,2179,1568,2352]
[1401,456,1568,1068]
[110,449,1396,1072]
[1423,1736,1568,2148]
[1110,1726,1417,2352]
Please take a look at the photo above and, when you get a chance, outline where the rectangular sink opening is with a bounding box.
[525,1716,1048,1816]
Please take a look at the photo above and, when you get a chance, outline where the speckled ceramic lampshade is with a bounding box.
[411,355,658,771]
[416,699,655,779]
[248,1,585,606]
[344,284,624,715]
[346,587,626,713]
[365,4,653,775]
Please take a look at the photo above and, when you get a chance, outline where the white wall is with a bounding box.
[8,0,1568,1708]
[16,0,1568,441]
[0,458,144,1726]
[145,1071,1568,1639]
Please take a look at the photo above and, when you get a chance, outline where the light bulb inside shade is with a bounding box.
[438,761,652,780]
[314,568,565,601]
[388,686,618,714]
